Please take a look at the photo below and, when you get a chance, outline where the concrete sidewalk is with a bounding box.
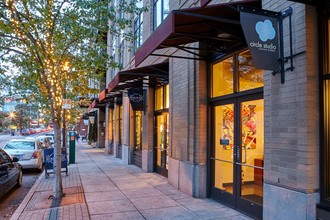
[10,142,253,220]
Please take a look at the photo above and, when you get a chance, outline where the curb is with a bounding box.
[9,171,45,220]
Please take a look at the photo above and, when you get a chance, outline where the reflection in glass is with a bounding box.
[156,114,168,169]
[240,99,264,205]
[135,111,142,151]
[119,105,123,145]
[165,84,169,108]
[212,57,233,97]
[153,0,169,30]
[155,87,163,110]
[214,104,234,194]
[238,51,264,91]
[324,80,330,198]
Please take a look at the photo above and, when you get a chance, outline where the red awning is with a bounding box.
[99,89,111,103]
[106,61,169,99]
[135,0,260,66]
[88,99,97,110]
[88,98,107,110]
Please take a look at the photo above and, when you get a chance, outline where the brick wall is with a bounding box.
[263,0,319,191]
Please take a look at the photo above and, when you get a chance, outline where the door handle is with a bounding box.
[242,146,247,164]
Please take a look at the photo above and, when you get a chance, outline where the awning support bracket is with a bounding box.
[273,7,305,83]
[150,53,206,61]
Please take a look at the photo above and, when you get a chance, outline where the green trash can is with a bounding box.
[69,131,76,164]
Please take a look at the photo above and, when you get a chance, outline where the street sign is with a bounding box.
[62,99,72,109]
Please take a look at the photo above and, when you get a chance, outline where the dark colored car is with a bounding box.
[20,129,30,135]
[0,149,22,199]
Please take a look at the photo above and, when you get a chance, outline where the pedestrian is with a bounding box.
[76,133,80,142]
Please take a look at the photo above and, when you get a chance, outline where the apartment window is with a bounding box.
[153,0,169,30]
[119,41,124,67]
[110,37,117,79]
[134,1,143,52]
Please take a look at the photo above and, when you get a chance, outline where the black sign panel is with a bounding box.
[128,88,144,111]
[44,148,67,170]
[240,7,280,71]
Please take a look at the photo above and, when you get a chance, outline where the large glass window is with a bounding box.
[238,51,264,91]
[119,105,123,145]
[155,84,169,110]
[212,57,233,97]
[119,41,124,67]
[153,0,170,30]
[134,111,143,150]
[322,15,330,206]
[211,50,264,98]
[154,84,169,177]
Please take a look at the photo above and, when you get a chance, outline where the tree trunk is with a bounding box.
[53,122,64,198]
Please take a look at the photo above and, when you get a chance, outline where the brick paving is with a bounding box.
[10,142,253,220]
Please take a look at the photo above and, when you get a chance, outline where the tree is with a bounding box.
[88,120,97,144]
[0,0,144,200]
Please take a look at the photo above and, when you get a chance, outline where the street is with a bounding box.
[0,134,42,220]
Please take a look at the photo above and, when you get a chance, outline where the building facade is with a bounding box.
[89,0,330,219]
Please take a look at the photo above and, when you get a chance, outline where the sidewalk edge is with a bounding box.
[9,171,45,220]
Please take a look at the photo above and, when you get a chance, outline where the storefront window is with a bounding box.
[134,111,142,150]
[155,84,169,110]
[119,105,123,145]
[211,50,264,98]
[322,16,330,205]
[238,51,264,91]
[165,84,169,108]
[154,83,169,176]
[212,57,233,97]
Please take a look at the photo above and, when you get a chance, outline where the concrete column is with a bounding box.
[122,95,132,164]
[142,87,155,172]
[113,102,120,158]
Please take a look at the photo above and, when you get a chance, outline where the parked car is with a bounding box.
[35,136,53,148]
[0,149,22,199]
[1,139,44,171]
[20,129,30,135]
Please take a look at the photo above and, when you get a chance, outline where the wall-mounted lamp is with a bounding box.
[83,119,89,126]
[89,116,95,125]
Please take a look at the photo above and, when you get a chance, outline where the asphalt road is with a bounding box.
[0,133,42,220]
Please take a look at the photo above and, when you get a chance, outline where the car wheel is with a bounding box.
[16,170,23,188]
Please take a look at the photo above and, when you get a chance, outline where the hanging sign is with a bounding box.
[128,88,144,111]
[239,7,280,71]
[62,99,72,109]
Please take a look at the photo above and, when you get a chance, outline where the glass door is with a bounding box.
[155,113,169,177]
[236,98,264,218]
[211,102,236,207]
[211,96,264,219]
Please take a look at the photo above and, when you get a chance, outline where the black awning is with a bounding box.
[135,0,260,66]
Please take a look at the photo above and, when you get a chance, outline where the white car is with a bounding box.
[1,139,44,171]
[35,135,54,147]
